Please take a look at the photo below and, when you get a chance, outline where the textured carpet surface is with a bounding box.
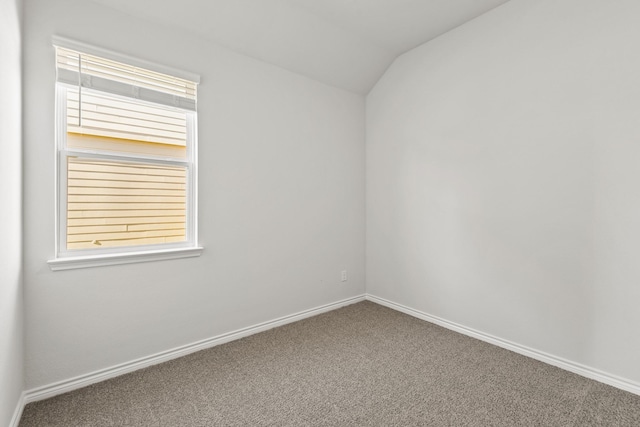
[20,301,640,426]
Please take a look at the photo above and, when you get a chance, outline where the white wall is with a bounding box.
[0,0,24,423]
[23,0,365,389]
[367,0,640,384]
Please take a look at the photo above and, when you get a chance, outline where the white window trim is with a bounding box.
[48,247,204,271]
[49,40,202,271]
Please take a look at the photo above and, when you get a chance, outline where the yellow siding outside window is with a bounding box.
[64,87,189,251]
[66,157,187,249]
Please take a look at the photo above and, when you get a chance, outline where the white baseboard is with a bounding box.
[9,392,26,427]
[24,294,366,404]
[366,294,640,397]
[20,292,639,414]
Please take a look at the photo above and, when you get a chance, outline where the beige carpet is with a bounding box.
[20,301,640,426]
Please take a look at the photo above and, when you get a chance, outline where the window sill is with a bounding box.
[48,247,203,271]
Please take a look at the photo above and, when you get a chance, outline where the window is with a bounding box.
[49,40,202,270]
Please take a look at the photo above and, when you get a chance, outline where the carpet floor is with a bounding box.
[20,301,640,426]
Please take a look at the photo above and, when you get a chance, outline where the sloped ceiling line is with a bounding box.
[88,0,511,94]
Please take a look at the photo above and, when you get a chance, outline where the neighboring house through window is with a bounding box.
[49,39,202,270]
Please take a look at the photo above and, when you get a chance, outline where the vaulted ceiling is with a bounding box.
[89,0,511,94]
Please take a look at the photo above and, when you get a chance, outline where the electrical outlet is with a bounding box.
[341,270,347,282]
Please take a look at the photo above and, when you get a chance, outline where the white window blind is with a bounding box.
[56,47,197,111]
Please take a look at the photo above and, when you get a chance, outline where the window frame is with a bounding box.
[48,39,202,271]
